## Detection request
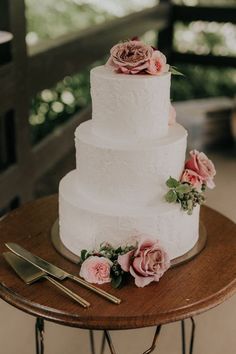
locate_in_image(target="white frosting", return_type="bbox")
[75,120,187,207]
[91,66,171,143]
[59,170,200,260]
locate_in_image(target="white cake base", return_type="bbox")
[59,170,200,260]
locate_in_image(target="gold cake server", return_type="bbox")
[3,252,90,308]
[5,243,121,304]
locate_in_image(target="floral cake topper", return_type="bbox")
[106,38,182,76]
[79,234,170,288]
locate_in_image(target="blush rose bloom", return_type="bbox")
[118,239,170,288]
[181,169,203,192]
[185,150,216,189]
[168,104,176,126]
[80,256,112,284]
[106,40,153,74]
[146,50,170,75]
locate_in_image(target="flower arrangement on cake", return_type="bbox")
[80,234,170,288]
[106,37,182,76]
[165,150,216,214]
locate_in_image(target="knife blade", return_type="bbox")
[5,242,121,304]
[6,243,66,279]
[3,252,90,308]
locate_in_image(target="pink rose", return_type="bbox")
[181,169,203,192]
[168,104,176,126]
[80,256,112,284]
[118,238,170,288]
[185,150,216,189]
[106,40,153,74]
[146,50,170,75]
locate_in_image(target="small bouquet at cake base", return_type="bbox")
[79,235,170,288]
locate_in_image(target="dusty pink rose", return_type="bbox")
[146,50,170,75]
[168,104,176,126]
[118,238,170,288]
[185,150,216,189]
[181,169,203,192]
[106,40,153,74]
[80,256,112,284]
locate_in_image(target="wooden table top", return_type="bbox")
[0,195,235,330]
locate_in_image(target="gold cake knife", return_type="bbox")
[5,243,121,304]
[3,252,90,308]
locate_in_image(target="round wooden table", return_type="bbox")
[0,195,236,354]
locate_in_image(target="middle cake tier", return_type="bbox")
[75,120,187,207]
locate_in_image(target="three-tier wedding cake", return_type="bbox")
[59,40,215,268]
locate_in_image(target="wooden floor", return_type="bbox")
[0,98,235,353]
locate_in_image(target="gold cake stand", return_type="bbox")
[50,219,207,268]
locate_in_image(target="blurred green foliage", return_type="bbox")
[30,70,91,143]
[26,0,236,144]
[171,65,236,101]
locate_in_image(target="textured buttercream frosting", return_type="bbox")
[75,120,187,207]
[91,66,171,143]
[59,170,200,260]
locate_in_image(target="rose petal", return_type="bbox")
[117,250,134,272]
[130,267,154,287]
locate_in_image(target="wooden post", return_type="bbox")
[158,0,174,63]
[8,0,35,203]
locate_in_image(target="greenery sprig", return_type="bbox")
[80,242,135,288]
[164,177,205,215]
[170,66,184,76]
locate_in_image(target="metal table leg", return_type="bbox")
[35,317,44,354]
[143,325,162,354]
[34,317,195,354]
[181,317,196,354]
[181,320,186,354]
[99,325,162,354]
[189,318,196,354]
[104,330,117,354]
[100,332,106,354]
[89,330,96,354]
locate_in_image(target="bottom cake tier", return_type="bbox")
[59,170,200,260]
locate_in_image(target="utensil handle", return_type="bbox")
[69,275,121,304]
[44,275,90,308]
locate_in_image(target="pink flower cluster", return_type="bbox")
[118,238,170,288]
[106,39,169,76]
[79,237,170,288]
[181,150,216,191]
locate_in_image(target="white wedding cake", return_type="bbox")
[59,59,201,260]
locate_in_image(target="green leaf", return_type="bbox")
[170,66,185,76]
[115,246,122,254]
[80,249,88,262]
[166,177,179,188]
[111,275,123,289]
[176,184,192,194]
[165,190,177,203]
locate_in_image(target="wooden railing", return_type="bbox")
[169,4,236,67]
[0,0,235,213]
[0,0,171,212]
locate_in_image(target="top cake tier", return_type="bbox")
[91,66,171,143]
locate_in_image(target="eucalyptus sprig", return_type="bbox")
[165,177,205,215]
